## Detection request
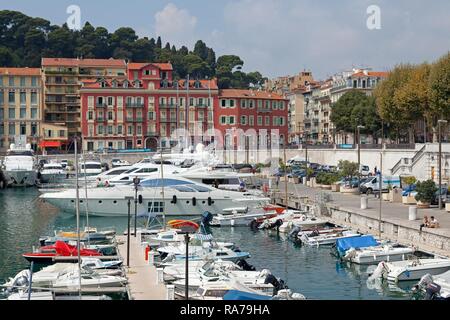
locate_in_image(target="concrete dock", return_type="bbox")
[116,235,167,300]
[268,180,450,257]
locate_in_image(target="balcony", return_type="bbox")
[147,132,158,137]
[160,118,177,123]
[96,103,107,108]
[159,104,177,109]
[96,117,105,121]
[257,107,271,113]
[126,102,144,108]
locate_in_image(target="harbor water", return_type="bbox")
[0,188,413,300]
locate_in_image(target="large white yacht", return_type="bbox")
[40,175,270,216]
[2,143,38,187]
[39,163,67,184]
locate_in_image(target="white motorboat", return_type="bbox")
[39,163,67,183]
[372,258,450,282]
[111,159,130,168]
[300,230,360,246]
[343,245,415,265]
[163,260,240,282]
[258,210,326,233]
[81,258,123,270]
[4,290,112,300]
[2,143,37,187]
[52,269,127,289]
[80,161,103,176]
[189,282,274,300]
[160,245,250,263]
[40,176,270,216]
[173,271,276,299]
[210,207,277,227]
[4,263,124,290]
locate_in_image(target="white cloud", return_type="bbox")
[154,3,198,48]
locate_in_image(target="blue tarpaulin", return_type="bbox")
[336,235,379,256]
[223,290,272,301]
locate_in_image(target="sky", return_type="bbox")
[1,0,450,80]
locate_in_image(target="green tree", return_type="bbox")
[374,64,415,142]
[429,52,450,122]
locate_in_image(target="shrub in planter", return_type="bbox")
[402,176,417,186]
[414,180,437,205]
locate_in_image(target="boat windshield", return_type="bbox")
[140,178,194,188]
[81,164,102,169]
[6,150,34,156]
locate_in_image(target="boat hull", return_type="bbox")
[42,194,267,217]
[4,170,37,187]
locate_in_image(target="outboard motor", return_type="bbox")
[6,273,29,294]
[249,219,261,230]
[201,211,213,226]
[288,225,301,239]
[236,259,256,271]
[425,282,442,300]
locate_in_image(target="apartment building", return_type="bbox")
[0,68,42,152]
[80,62,219,151]
[216,89,289,149]
[41,58,127,149]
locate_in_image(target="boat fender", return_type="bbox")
[138,195,143,204]
[192,197,197,206]
[171,195,177,204]
[207,197,213,206]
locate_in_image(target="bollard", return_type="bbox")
[156,268,164,284]
[148,251,156,265]
[166,284,175,300]
[361,196,368,210]
[409,206,417,221]
[302,177,307,185]
[231,219,235,227]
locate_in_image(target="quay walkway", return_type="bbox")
[267,180,450,257]
[116,235,167,300]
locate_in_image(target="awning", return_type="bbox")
[40,141,62,148]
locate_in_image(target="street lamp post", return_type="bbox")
[133,177,141,237]
[125,196,133,267]
[357,125,365,194]
[438,119,447,210]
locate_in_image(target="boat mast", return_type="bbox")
[74,138,82,299]
[82,150,90,247]
[160,144,166,230]
[283,143,288,210]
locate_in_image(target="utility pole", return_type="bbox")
[438,120,447,210]
[379,122,383,238]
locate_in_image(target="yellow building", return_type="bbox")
[0,68,42,152]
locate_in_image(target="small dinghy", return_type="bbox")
[300,230,360,246]
[343,244,415,265]
[22,241,101,264]
[370,258,450,282]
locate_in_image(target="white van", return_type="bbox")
[362,175,401,194]
[360,165,370,177]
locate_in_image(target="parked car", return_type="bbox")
[362,175,401,194]
[360,165,371,177]
[402,184,417,196]
[431,186,449,206]
[287,169,306,179]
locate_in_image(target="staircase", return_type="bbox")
[390,145,426,175]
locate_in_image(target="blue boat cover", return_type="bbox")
[223,290,271,301]
[336,235,379,256]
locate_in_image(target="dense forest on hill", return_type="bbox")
[0,10,266,89]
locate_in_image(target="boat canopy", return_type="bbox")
[336,235,379,256]
[223,290,271,300]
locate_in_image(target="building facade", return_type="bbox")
[80,62,219,151]
[265,71,314,96]
[0,68,43,152]
[41,58,127,149]
[215,89,289,149]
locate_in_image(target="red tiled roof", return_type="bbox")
[0,67,41,76]
[352,71,388,78]
[219,89,287,100]
[128,62,173,71]
[42,58,126,68]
